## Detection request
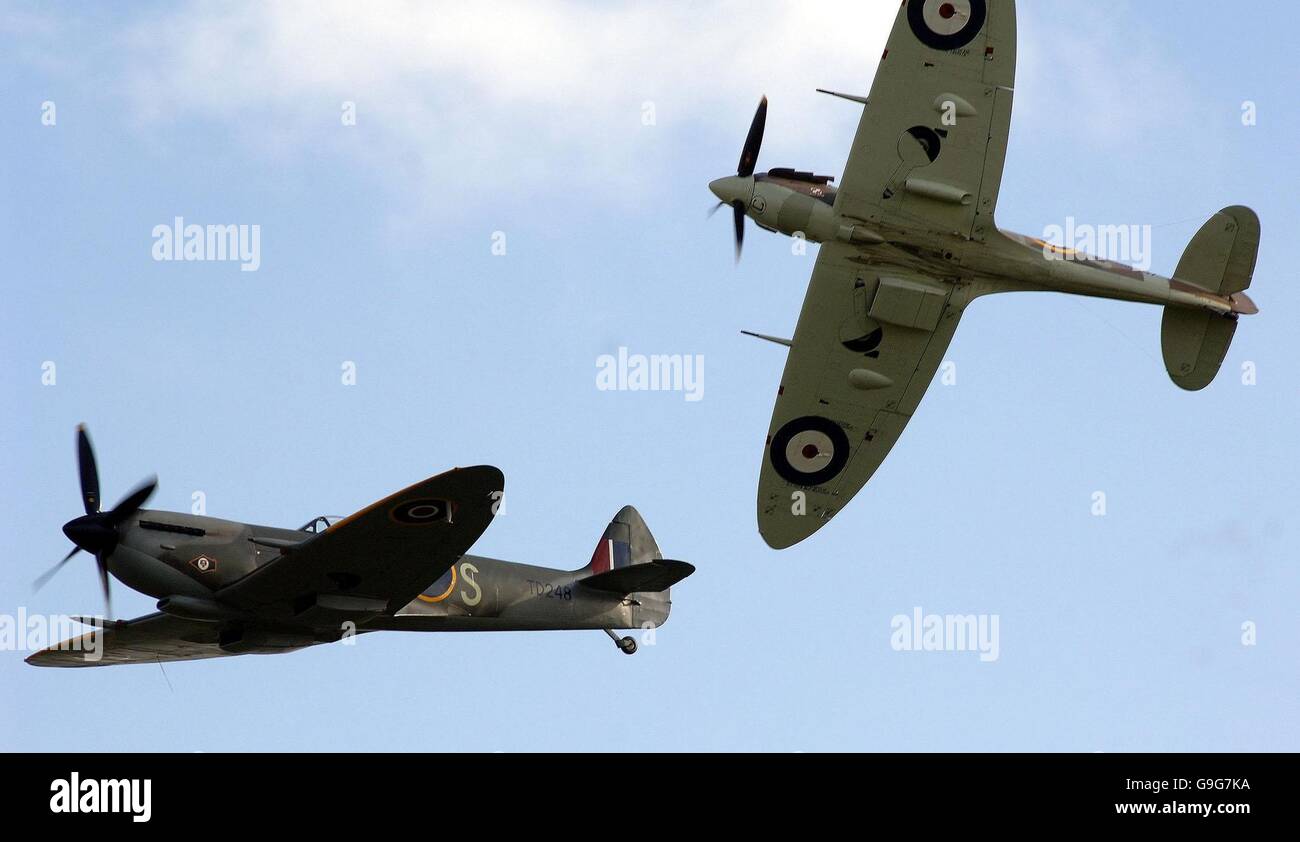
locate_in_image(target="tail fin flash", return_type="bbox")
[1162,206,1260,391]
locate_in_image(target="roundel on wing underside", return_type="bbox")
[770,416,852,488]
[907,0,988,51]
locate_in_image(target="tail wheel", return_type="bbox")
[618,637,638,655]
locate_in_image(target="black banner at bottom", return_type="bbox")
[5,752,1285,828]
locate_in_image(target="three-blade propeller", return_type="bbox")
[711,97,767,262]
[33,425,156,618]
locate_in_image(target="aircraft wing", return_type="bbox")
[757,243,965,548]
[218,466,503,615]
[26,613,235,667]
[835,0,1016,241]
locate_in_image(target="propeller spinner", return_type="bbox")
[709,96,767,261]
[33,425,156,618]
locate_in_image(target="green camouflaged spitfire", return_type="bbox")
[711,0,1260,549]
[28,426,692,666]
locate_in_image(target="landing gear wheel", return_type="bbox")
[603,628,639,655]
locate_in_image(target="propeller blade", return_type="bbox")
[732,201,746,262]
[33,547,81,593]
[96,552,112,619]
[76,425,100,515]
[737,96,768,178]
[707,201,727,219]
[105,475,157,525]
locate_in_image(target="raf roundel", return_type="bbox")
[770,416,852,488]
[907,0,988,51]
[390,498,454,525]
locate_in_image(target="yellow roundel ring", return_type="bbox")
[416,565,458,604]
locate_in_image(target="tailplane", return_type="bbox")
[581,559,694,595]
[1161,206,1260,391]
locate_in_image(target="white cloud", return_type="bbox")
[13,1,1209,214]
[1016,4,1213,151]
[110,0,894,203]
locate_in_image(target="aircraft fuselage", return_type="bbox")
[712,172,1255,318]
[103,510,670,639]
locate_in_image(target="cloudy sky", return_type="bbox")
[3,0,1296,751]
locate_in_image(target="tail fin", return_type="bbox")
[577,506,692,624]
[581,505,662,575]
[1162,206,1260,391]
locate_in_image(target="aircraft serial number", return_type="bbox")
[527,580,572,601]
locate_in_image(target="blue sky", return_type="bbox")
[2,0,1296,751]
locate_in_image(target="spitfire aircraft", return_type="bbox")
[710,0,1261,549]
[27,426,693,666]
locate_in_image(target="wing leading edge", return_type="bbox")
[26,613,234,668]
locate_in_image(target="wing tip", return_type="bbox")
[758,528,810,551]
[450,464,505,488]
[757,511,829,551]
[25,649,94,668]
[758,478,841,550]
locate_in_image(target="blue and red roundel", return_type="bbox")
[907,0,987,51]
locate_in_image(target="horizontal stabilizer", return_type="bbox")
[1174,206,1260,295]
[579,559,695,594]
[1161,309,1237,392]
[1161,206,1259,390]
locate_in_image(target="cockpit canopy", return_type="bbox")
[298,515,345,534]
[755,168,839,208]
[762,167,835,185]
